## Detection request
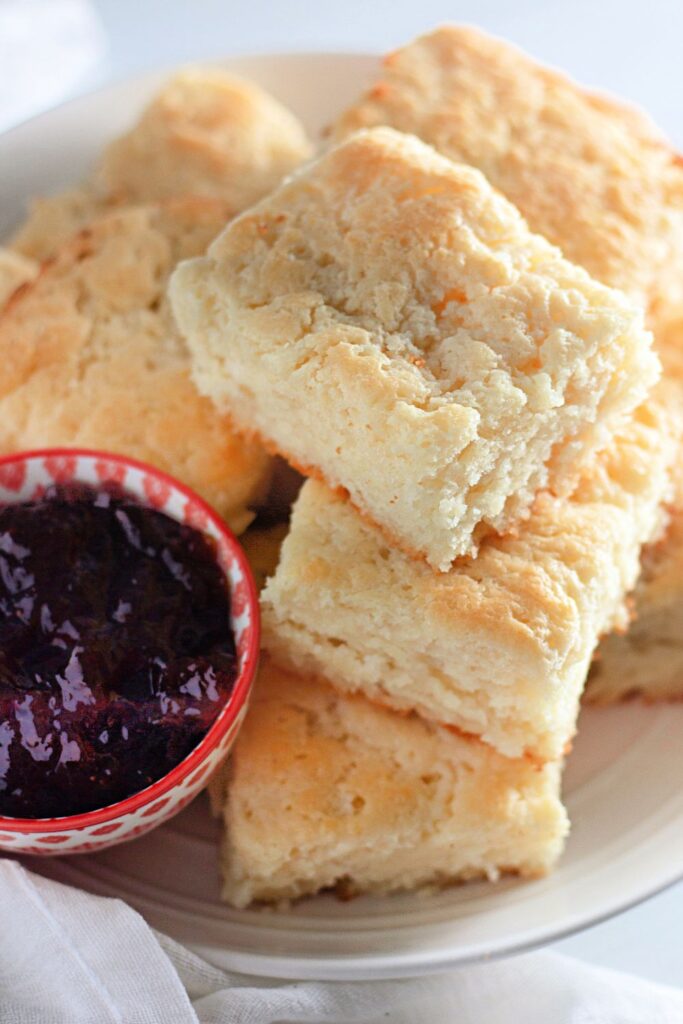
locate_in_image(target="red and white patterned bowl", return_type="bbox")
[0,448,260,855]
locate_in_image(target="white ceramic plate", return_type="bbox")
[3,53,683,982]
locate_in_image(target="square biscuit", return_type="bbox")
[262,400,676,760]
[0,200,271,534]
[332,26,683,318]
[171,127,659,570]
[212,658,568,907]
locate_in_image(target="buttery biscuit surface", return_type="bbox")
[262,400,676,759]
[171,127,658,569]
[333,26,683,317]
[213,659,568,907]
[0,200,270,533]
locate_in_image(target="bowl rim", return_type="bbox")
[0,446,260,833]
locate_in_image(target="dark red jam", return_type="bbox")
[0,482,237,818]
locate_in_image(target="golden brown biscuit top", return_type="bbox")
[11,68,312,263]
[1,198,234,400]
[230,657,550,844]
[207,125,648,415]
[97,67,313,209]
[332,26,683,314]
[0,198,270,531]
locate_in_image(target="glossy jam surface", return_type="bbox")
[0,483,236,818]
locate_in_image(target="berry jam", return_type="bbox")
[0,483,237,818]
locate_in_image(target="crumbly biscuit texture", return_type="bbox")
[0,248,37,305]
[332,26,683,316]
[262,399,676,759]
[0,200,271,533]
[171,126,659,569]
[213,658,568,907]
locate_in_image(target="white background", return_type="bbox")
[90,0,683,146]
[5,0,683,989]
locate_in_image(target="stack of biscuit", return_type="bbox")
[5,28,683,910]
[171,29,683,906]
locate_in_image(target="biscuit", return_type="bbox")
[588,322,683,702]
[261,400,676,760]
[0,248,36,306]
[211,658,568,907]
[0,200,271,533]
[97,67,312,208]
[332,26,683,318]
[171,127,659,570]
[11,68,312,261]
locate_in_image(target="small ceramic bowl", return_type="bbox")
[0,448,259,855]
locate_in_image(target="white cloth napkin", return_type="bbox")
[1,859,682,1024]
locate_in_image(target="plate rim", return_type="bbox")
[0,47,377,146]
[3,50,683,981]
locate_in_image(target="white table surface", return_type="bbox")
[9,0,683,989]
